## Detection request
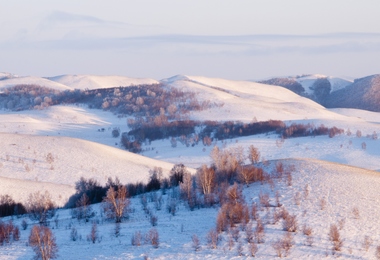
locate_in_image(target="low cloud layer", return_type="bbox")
[1,11,379,80]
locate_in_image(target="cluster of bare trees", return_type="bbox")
[0,195,27,217]
[26,191,56,226]
[0,221,20,245]
[281,123,344,139]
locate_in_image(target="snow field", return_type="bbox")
[1,158,380,259]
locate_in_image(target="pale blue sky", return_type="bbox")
[1,0,379,80]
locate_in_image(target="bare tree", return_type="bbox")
[169,163,189,186]
[196,165,215,195]
[238,166,260,186]
[73,193,93,222]
[272,232,293,257]
[376,245,380,259]
[248,145,260,164]
[254,218,265,244]
[363,236,373,252]
[147,228,159,248]
[283,214,298,232]
[88,222,98,244]
[206,229,219,249]
[27,191,56,226]
[29,225,58,260]
[192,234,201,251]
[180,171,196,209]
[102,185,130,223]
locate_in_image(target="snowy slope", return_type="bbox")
[2,158,380,259]
[294,74,353,95]
[0,75,73,91]
[48,74,159,90]
[0,133,180,204]
[0,176,75,207]
[1,72,380,259]
[162,75,351,122]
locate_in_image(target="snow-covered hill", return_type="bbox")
[2,158,380,259]
[0,72,159,92]
[294,74,352,94]
[162,75,348,122]
[48,74,159,90]
[0,75,72,91]
[0,132,179,205]
[1,72,380,259]
[325,74,380,111]
[258,74,354,106]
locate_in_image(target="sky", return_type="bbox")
[0,0,380,80]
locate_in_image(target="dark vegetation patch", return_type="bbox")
[122,119,344,153]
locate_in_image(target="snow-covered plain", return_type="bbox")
[1,73,380,259]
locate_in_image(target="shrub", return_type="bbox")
[329,224,343,253]
[258,192,270,208]
[112,127,120,138]
[294,192,301,206]
[352,207,360,219]
[238,166,264,185]
[88,222,99,244]
[283,214,298,232]
[192,234,201,251]
[206,229,219,249]
[216,187,249,230]
[147,228,159,248]
[251,202,258,220]
[72,193,94,222]
[254,218,265,243]
[272,232,294,257]
[320,197,327,210]
[250,241,258,257]
[303,224,313,246]
[131,231,143,246]
[376,245,380,259]
[216,209,228,233]
[363,236,373,252]
[12,226,20,242]
[21,219,28,230]
[70,227,78,241]
[150,214,158,227]
[0,221,19,245]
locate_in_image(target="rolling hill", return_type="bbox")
[0,132,180,205]
[162,75,349,122]
[48,74,159,90]
[2,158,380,259]
[325,74,380,111]
[1,72,380,259]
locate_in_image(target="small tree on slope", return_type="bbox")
[102,185,130,223]
[29,225,58,260]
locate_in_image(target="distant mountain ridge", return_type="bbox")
[1,72,380,112]
[259,74,380,112]
[325,74,380,111]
